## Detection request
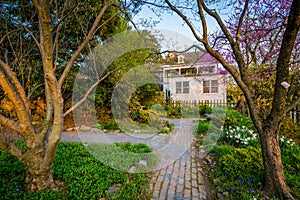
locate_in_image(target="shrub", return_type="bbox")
[210,146,264,200]
[224,108,254,130]
[216,146,263,180]
[199,104,212,116]
[209,143,300,199]
[165,104,181,118]
[280,117,300,145]
[196,120,210,134]
[95,119,120,131]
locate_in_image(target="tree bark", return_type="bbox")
[25,164,55,191]
[24,141,56,191]
[260,124,294,200]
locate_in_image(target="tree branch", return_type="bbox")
[58,2,118,87]
[286,97,300,113]
[0,8,41,51]
[0,59,30,112]
[269,0,300,123]
[236,0,249,45]
[200,0,252,88]
[0,62,34,134]
[63,71,111,116]
[164,0,203,43]
[0,114,23,134]
[0,139,26,163]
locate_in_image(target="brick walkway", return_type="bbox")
[149,147,207,200]
[148,119,208,200]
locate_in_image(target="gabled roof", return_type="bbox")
[165,48,218,65]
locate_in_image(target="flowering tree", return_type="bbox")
[141,0,300,198]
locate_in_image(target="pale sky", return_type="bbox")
[132,5,225,52]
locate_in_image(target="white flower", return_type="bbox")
[237,127,240,131]
[249,130,254,134]
[236,134,241,139]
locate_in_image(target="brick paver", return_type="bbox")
[149,147,207,200]
[149,119,208,200]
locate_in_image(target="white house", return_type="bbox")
[162,51,227,104]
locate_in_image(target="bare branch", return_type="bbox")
[0,61,34,134]
[196,0,207,40]
[0,59,30,111]
[164,0,203,43]
[58,3,119,87]
[63,72,111,116]
[236,0,250,44]
[0,114,23,134]
[286,97,300,113]
[0,9,41,51]
[0,139,26,163]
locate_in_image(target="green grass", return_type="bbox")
[0,142,154,200]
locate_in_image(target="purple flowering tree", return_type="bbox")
[150,0,300,199]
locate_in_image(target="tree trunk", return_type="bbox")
[25,166,55,191]
[260,125,295,200]
[24,145,56,192]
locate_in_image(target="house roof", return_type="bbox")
[165,49,218,65]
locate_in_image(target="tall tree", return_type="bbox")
[0,0,133,191]
[140,0,300,199]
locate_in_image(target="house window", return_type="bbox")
[165,69,179,78]
[176,81,189,94]
[199,66,215,74]
[203,80,218,93]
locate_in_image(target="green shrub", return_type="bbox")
[196,120,210,134]
[216,146,263,180]
[209,144,300,199]
[281,145,300,198]
[115,142,152,153]
[95,119,120,131]
[224,108,254,130]
[280,117,300,145]
[165,104,181,118]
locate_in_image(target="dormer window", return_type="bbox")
[178,55,185,64]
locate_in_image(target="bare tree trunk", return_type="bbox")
[25,162,55,191]
[24,140,56,191]
[260,125,294,200]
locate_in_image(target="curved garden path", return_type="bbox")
[61,118,212,200]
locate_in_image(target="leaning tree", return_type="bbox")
[139,0,300,199]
